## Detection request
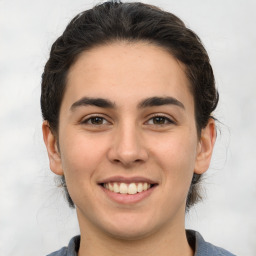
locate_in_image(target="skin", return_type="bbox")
[43,41,216,256]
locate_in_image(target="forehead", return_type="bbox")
[64,41,193,110]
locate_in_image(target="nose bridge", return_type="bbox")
[108,118,148,165]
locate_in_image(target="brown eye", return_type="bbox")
[153,116,166,124]
[90,117,104,124]
[146,115,174,125]
[82,116,109,125]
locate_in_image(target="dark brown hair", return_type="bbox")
[41,0,218,211]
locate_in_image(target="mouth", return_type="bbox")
[98,176,158,202]
[99,182,155,195]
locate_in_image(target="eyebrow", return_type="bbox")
[138,96,185,109]
[70,97,116,111]
[70,96,185,111]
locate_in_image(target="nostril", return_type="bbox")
[112,158,143,166]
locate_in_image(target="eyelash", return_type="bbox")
[81,115,111,126]
[80,114,175,127]
[146,114,175,126]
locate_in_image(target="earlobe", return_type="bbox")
[194,118,216,175]
[42,121,64,175]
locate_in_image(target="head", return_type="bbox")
[41,1,218,213]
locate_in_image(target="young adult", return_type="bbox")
[41,1,236,255]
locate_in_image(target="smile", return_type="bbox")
[103,182,152,195]
[98,176,158,204]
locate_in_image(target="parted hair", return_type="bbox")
[41,0,219,211]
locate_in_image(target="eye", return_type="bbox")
[146,115,175,125]
[81,116,110,125]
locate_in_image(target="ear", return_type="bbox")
[194,118,216,175]
[42,121,64,175]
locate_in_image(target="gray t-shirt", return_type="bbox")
[47,230,236,256]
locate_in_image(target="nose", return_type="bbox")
[107,122,149,167]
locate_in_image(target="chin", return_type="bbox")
[101,216,160,241]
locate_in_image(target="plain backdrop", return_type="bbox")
[0,0,256,255]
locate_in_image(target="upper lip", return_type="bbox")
[98,176,158,184]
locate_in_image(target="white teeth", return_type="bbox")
[120,183,128,194]
[103,182,152,194]
[137,183,143,192]
[128,183,137,194]
[109,183,114,192]
[113,183,120,193]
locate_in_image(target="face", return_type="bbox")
[43,41,215,240]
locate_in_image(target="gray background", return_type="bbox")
[0,0,255,255]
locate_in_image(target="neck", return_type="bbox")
[77,210,193,256]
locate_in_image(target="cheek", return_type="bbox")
[58,131,111,207]
[150,131,198,182]
[59,130,108,179]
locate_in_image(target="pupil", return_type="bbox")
[92,117,103,124]
[154,117,165,124]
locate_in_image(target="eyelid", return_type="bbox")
[145,113,176,125]
[80,114,112,125]
[79,113,176,126]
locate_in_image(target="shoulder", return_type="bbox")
[46,236,80,256]
[47,247,68,256]
[186,230,237,256]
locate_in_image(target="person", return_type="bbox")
[41,1,236,255]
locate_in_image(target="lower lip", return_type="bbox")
[100,185,157,204]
